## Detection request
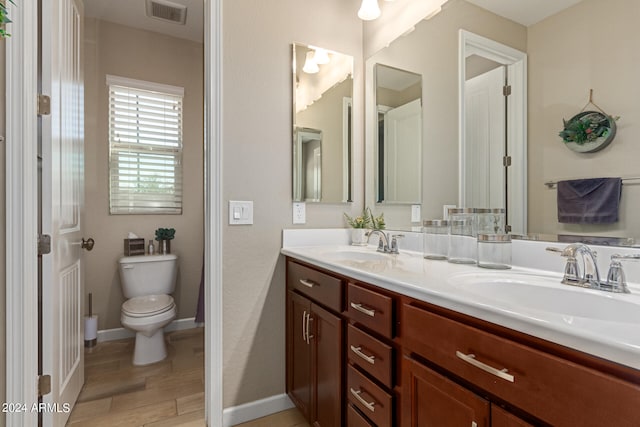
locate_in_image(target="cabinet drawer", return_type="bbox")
[403,303,640,427]
[347,283,393,339]
[347,403,374,427]
[347,365,393,427]
[347,324,393,387]
[287,260,342,312]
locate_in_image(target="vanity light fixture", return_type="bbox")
[302,51,319,74]
[312,48,330,65]
[358,0,381,21]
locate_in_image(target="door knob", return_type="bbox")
[81,238,95,251]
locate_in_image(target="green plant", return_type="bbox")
[0,1,16,38]
[369,208,386,230]
[559,113,619,145]
[343,209,371,229]
[155,227,176,241]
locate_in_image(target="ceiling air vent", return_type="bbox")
[145,0,187,25]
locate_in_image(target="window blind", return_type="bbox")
[108,80,183,214]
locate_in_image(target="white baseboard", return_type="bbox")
[97,317,201,342]
[222,393,294,427]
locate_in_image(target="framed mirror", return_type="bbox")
[292,43,354,203]
[374,64,422,204]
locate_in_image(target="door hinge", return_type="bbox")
[38,375,52,397]
[38,94,51,116]
[38,234,51,256]
[503,84,512,96]
[503,155,512,167]
[505,224,512,233]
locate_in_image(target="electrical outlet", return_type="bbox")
[293,202,306,224]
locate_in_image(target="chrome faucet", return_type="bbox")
[547,244,636,293]
[546,243,601,289]
[367,230,390,253]
[367,230,405,254]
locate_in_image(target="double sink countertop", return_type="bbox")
[281,229,640,371]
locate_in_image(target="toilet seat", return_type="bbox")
[122,295,175,318]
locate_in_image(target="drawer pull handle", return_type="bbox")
[350,302,376,317]
[350,388,376,413]
[350,345,376,364]
[456,351,515,383]
[299,279,316,288]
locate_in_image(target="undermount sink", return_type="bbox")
[447,272,640,324]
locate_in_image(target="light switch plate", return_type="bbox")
[293,202,306,224]
[411,204,421,223]
[229,201,253,225]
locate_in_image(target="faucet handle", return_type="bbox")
[389,234,405,254]
[605,254,639,293]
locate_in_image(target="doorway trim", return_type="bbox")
[6,1,224,426]
[458,29,527,233]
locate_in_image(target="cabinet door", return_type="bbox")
[402,356,489,427]
[310,303,343,427]
[491,406,534,427]
[287,291,312,420]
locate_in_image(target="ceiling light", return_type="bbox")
[313,48,330,65]
[302,51,319,74]
[358,0,381,21]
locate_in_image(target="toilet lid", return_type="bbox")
[122,295,174,317]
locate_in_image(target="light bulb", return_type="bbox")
[358,0,381,21]
[313,48,330,65]
[302,51,319,74]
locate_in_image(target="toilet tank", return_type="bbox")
[118,254,178,298]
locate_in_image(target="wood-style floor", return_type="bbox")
[66,327,308,427]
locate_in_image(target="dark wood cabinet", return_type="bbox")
[402,356,490,427]
[286,260,344,426]
[285,256,640,427]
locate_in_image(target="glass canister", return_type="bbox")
[477,234,512,269]
[476,208,506,235]
[447,219,476,264]
[423,220,449,260]
[448,208,478,236]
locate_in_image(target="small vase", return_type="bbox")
[351,228,368,246]
[161,239,171,254]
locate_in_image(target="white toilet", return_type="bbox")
[118,254,178,366]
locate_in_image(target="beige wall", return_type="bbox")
[366,0,527,226]
[222,0,363,408]
[527,0,640,237]
[83,18,204,330]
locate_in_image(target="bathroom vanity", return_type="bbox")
[282,233,640,427]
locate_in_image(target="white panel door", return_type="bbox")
[384,98,422,203]
[41,0,86,425]
[464,66,505,208]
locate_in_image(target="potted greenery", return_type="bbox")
[0,1,15,38]
[344,209,371,246]
[344,208,386,245]
[155,227,175,254]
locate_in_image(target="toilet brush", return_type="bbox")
[84,293,98,348]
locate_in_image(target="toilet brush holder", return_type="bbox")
[84,315,98,348]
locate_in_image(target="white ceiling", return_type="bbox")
[84,0,203,43]
[466,0,584,26]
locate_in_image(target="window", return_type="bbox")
[107,75,184,214]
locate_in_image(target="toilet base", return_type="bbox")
[133,329,167,366]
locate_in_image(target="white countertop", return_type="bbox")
[281,229,640,371]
